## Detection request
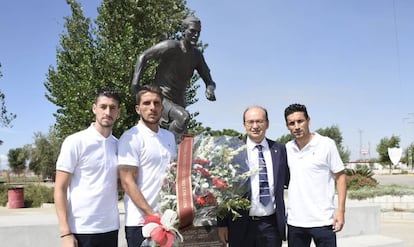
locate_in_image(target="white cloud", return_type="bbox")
[0,154,8,170]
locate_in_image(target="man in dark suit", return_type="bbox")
[218,105,290,247]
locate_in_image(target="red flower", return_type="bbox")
[195,192,217,206]
[196,195,207,205]
[196,167,211,176]
[193,159,210,165]
[212,177,227,189]
[204,192,217,205]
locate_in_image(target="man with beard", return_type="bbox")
[54,89,121,247]
[118,84,177,247]
[131,16,217,142]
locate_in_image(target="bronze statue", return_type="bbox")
[131,16,216,141]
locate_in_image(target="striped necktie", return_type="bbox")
[256,145,271,206]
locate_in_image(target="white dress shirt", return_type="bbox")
[246,138,276,216]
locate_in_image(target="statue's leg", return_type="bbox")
[161,99,190,143]
[169,107,190,133]
[169,110,190,143]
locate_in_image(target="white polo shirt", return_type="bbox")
[118,122,177,226]
[56,124,120,233]
[286,133,344,227]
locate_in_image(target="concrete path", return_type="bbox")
[381,213,414,247]
[374,173,414,186]
[1,174,413,246]
[1,205,412,246]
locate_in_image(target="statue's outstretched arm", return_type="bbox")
[196,53,216,101]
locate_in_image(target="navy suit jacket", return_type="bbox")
[217,138,290,246]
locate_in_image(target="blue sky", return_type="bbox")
[1,0,413,169]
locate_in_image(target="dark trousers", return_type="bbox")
[125,226,145,247]
[74,230,118,247]
[243,215,282,247]
[288,225,337,247]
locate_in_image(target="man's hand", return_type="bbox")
[205,85,216,101]
[218,227,228,245]
[61,234,78,247]
[332,211,345,232]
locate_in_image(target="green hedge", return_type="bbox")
[0,184,54,207]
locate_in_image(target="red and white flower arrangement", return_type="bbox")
[143,135,256,246]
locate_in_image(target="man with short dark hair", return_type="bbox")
[54,89,121,247]
[118,84,177,247]
[284,103,347,247]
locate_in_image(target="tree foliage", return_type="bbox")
[276,133,293,145]
[45,0,198,140]
[28,128,62,179]
[7,147,29,175]
[45,0,96,139]
[376,135,400,167]
[402,143,414,168]
[186,123,245,139]
[0,63,17,134]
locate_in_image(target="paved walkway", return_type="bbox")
[374,173,414,186]
[1,174,413,246]
[1,205,413,246]
[381,214,414,247]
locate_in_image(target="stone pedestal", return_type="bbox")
[179,226,222,247]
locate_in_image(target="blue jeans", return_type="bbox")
[288,225,336,247]
[74,230,118,247]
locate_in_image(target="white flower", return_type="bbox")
[201,182,210,189]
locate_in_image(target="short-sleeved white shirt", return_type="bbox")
[56,124,120,233]
[117,122,177,226]
[286,133,344,227]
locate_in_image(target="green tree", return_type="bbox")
[188,125,244,139]
[45,0,96,139]
[28,128,62,180]
[0,63,17,145]
[7,148,29,176]
[45,0,197,140]
[401,143,414,169]
[376,135,400,168]
[276,133,293,144]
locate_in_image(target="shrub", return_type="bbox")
[23,184,54,207]
[346,173,378,190]
[0,184,8,206]
[0,184,54,207]
[348,184,414,200]
[345,166,378,190]
[345,166,375,178]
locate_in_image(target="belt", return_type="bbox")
[250,213,275,221]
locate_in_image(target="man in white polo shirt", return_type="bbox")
[118,84,177,247]
[54,89,121,247]
[284,103,347,247]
